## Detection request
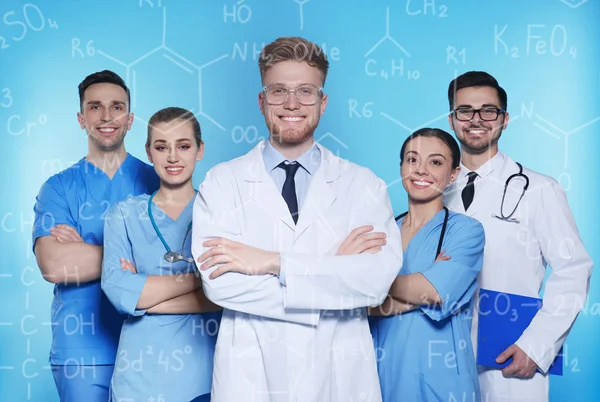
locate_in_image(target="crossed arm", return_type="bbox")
[197,237,439,318]
[120,259,220,313]
[192,166,401,323]
[368,252,449,316]
[34,225,103,284]
[198,225,387,278]
[47,221,219,314]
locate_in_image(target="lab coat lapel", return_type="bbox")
[294,145,340,238]
[241,142,297,231]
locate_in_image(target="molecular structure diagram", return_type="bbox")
[95,6,229,131]
[364,7,410,59]
[533,113,600,170]
[560,0,588,8]
[294,0,311,31]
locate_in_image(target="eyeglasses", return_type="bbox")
[452,107,506,122]
[262,84,323,106]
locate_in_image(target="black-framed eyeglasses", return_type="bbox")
[452,107,506,122]
[262,84,323,106]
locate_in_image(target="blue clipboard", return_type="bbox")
[477,288,563,376]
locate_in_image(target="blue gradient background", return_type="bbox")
[1,0,598,400]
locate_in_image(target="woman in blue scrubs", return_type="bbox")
[369,128,485,402]
[101,107,221,402]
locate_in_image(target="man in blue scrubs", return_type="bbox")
[32,70,159,401]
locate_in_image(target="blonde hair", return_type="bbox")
[258,37,329,86]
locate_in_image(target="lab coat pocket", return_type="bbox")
[419,372,480,402]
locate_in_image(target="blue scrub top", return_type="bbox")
[102,193,220,401]
[32,154,159,365]
[370,210,485,402]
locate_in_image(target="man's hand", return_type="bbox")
[336,225,386,255]
[496,344,538,378]
[50,224,83,243]
[198,238,280,280]
[120,258,138,274]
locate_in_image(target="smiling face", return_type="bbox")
[146,119,204,189]
[258,60,328,148]
[77,83,133,153]
[448,86,509,155]
[401,136,460,204]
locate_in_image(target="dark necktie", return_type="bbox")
[278,161,301,224]
[461,171,478,211]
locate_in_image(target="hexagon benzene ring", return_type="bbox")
[95,7,228,131]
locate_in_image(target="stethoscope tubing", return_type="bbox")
[395,206,449,261]
[494,162,529,223]
[148,191,193,264]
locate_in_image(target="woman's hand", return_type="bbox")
[120,258,137,274]
[435,250,451,263]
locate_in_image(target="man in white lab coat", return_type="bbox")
[191,37,402,402]
[443,71,593,402]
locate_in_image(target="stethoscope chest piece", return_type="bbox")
[163,250,194,264]
[164,251,181,263]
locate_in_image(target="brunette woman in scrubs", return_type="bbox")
[370,128,485,402]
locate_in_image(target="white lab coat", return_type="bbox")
[191,141,402,402]
[444,151,593,402]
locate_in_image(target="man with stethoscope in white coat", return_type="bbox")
[443,71,593,402]
[191,37,402,402]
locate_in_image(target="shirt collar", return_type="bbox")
[459,151,505,179]
[262,140,321,175]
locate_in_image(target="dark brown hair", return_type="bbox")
[448,71,507,110]
[78,70,130,111]
[400,128,461,169]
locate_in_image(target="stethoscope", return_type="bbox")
[148,191,194,264]
[491,162,529,224]
[396,206,449,261]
